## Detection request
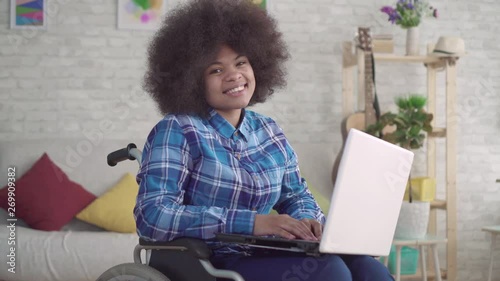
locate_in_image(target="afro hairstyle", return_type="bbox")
[143,0,290,117]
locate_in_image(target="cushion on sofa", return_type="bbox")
[76,173,139,233]
[0,153,96,231]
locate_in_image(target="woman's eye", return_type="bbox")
[209,68,222,74]
[237,61,247,67]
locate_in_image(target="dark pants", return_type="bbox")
[209,249,394,281]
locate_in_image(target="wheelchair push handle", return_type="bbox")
[107,143,142,166]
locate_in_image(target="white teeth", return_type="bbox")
[225,85,245,94]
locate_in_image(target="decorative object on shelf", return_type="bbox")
[331,27,381,185]
[117,0,167,30]
[10,0,47,29]
[384,245,419,275]
[431,36,466,57]
[366,95,432,150]
[404,177,436,202]
[366,95,433,239]
[380,0,438,55]
[405,26,419,56]
[373,34,394,53]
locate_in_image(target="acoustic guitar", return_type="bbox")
[331,27,380,185]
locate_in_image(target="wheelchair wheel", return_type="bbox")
[96,263,171,281]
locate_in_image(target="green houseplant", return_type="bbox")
[366,94,434,239]
[366,95,433,150]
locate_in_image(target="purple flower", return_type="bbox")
[381,0,438,27]
[388,13,401,24]
[381,5,401,24]
[381,6,395,15]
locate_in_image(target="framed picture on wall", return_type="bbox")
[10,0,47,29]
[117,0,167,30]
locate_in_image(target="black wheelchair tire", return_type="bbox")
[96,263,171,281]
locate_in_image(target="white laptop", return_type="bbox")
[216,128,414,257]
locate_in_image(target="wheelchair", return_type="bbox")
[97,143,245,281]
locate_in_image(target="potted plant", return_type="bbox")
[366,94,434,239]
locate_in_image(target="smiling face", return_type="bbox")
[204,45,256,127]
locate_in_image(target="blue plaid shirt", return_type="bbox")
[135,108,325,254]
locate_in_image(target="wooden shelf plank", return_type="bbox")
[482,225,500,233]
[431,200,447,210]
[393,235,447,246]
[394,268,447,280]
[373,53,441,64]
[428,128,446,138]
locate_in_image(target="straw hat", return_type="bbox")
[431,36,466,57]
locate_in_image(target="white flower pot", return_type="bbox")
[405,27,420,56]
[394,201,430,239]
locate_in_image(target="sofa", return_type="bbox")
[0,137,333,281]
[0,138,146,281]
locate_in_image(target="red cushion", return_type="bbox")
[0,153,96,231]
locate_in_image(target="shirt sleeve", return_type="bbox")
[273,139,326,225]
[134,117,256,242]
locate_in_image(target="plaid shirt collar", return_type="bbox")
[207,108,250,142]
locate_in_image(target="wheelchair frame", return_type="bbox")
[99,143,245,281]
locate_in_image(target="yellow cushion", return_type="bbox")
[76,173,138,233]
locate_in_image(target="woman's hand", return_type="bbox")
[300,218,323,240]
[253,214,319,241]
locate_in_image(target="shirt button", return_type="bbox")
[234,131,239,137]
[235,153,241,160]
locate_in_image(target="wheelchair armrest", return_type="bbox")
[139,237,212,260]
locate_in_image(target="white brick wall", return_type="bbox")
[1,0,499,280]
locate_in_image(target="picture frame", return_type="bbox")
[10,0,47,30]
[117,0,167,31]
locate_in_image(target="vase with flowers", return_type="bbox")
[381,0,438,56]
